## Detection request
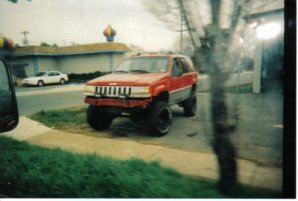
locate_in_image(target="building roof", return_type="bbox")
[243,0,284,21]
[248,0,284,15]
[11,42,131,57]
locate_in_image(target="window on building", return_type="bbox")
[11,64,28,78]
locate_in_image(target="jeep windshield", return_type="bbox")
[114,57,168,73]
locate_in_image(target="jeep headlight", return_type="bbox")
[84,85,96,96]
[131,86,151,98]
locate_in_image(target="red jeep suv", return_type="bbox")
[84,53,198,136]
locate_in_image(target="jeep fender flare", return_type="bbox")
[151,85,170,102]
[152,84,169,97]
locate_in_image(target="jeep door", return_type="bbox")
[169,58,189,105]
[180,57,194,89]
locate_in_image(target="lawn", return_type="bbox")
[29,106,91,135]
[29,106,87,128]
[0,136,280,198]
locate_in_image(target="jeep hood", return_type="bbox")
[87,73,170,86]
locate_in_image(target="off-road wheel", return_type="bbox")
[183,92,197,117]
[131,111,146,124]
[147,101,172,137]
[87,105,113,130]
[37,80,44,87]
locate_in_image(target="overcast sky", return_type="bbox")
[0,0,179,51]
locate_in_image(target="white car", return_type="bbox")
[23,71,69,87]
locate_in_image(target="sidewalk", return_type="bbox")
[4,116,282,192]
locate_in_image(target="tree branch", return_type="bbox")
[176,0,199,47]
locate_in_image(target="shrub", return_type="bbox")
[68,71,110,83]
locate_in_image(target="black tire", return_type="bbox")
[131,111,145,124]
[60,78,65,84]
[87,105,113,130]
[37,80,44,87]
[183,92,197,116]
[147,101,172,137]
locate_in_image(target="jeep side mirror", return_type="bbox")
[0,58,19,133]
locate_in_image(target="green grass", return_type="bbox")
[0,136,281,198]
[29,106,87,128]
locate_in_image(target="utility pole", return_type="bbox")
[20,31,30,46]
[180,11,183,53]
[176,11,188,54]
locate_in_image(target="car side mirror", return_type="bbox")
[0,58,19,133]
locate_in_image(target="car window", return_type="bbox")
[36,72,46,76]
[115,57,168,73]
[171,59,182,77]
[0,62,13,118]
[48,72,60,76]
[180,58,190,73]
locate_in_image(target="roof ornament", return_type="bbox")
[103,24,116,42]
[0,37,14,49]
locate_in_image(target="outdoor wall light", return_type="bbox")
[256,22,281,40]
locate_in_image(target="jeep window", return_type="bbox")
[114,57,168,73]
[184,57,195,71]
[171,59,182,77]
[180,58,190,73]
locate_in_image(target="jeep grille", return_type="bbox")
[96,86,132,97]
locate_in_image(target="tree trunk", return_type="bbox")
[201,22,238,194]
[175,0,243,195]
[211,84,238,194]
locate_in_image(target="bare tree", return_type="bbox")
[181,0,249,194]
[199,0,246,192]
[142,0,199,52]
[142,0,250,194]
[142,0,181,31]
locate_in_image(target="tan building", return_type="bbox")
[7,42,130,78]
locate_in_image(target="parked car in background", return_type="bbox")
[23,71,69,87]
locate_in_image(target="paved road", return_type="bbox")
[15,84,283,166]
[15,84,85,116]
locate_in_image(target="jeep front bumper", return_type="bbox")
[85,97,152,108]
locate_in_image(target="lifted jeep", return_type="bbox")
[84,53,198,136]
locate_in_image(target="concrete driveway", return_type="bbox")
[107,92,283,166]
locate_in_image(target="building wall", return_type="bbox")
[10,52,126,77]
[57,54,109,74]
[57,53,124,74]
[10,56,58,77]
[37,57,59,72]
[10,57,35,77]
[198,71,253,91]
